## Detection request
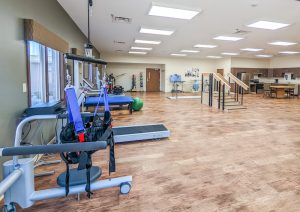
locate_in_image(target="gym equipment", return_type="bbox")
[131,74,137,91]
[113,124,170,143]
[140,72,144,91]
[132,97,144,111]
[192,80,200,92]
[1,140,132,211]
[113,85,124,95]
[84,96,133,114]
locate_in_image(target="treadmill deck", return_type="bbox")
[113,124,170,143]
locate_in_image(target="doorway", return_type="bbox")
[146,68,160,92]
[217,69,224,76]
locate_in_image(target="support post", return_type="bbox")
[241,88,244,105]
[201,74,204,104]
[222,84,225,111]
[218,81,221,109]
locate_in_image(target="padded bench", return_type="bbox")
[84,96,134,114]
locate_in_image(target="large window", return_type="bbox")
[28,41,62,106]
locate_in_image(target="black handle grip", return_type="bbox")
[0,141,107,157]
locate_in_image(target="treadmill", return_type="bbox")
[113,124,170,143]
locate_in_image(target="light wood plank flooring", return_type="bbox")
[20,93,300,211]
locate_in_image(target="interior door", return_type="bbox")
[146,68,160,92]
[217,69,224,76]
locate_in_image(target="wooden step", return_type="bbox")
[225,106,247,111]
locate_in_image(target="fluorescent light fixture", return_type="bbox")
[194,44,217,48]
[247,21,290,30]
[241,48,263,52]
[180,50,200,53]
[140,27,174,36]
[269,41,297,46]
[221,52,239,56]
[256,54,273,58]
[279,51,300,54]
[149,5,200,20]
[134,39,161,45]
[207,56,222,59]
[131,47,153,51]
[171,53,187,57]
[214,36,244,41]
[128,51,147,55]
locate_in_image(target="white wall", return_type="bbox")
[106,63,163,92]
[216,58,231,79]
[231,58,270,68]
[102,53,217,92]
[270,55,300,68]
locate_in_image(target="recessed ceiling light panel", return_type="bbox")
[149,5,200,20]
[279,51,300,54]
[140,27,174,36]
[131,47,153,51]
[241,48,263,52]
[180,50,199,53]
[256,54,273,58]
[128,51,147,54]
[221,52,239,56]
[194,44,217,48]
[247,21,290,30]
[269,41,297,46]
[214,36,244,41]
[207,56,222,59]
[134,39,161,45]
[171,53,187,56]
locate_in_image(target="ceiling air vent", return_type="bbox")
[233,28,251,35]
[114,40,126,45]
[111,14,132,24]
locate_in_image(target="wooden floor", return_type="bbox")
[21,93,300,211]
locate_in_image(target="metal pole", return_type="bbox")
[234,82,237,101]
[0,169,23,197]
[201,74,204,104]
[241,88,244,105]
[237,86,239,102]
[218,81,221,109]
[222,84,225,111]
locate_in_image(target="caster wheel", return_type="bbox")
[120,182,131,194]
[3,203,16,212]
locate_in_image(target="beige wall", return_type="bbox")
[106,63,164,92]
[270,55,300,68]
[102,53,217,92]
[231,58,270,68]
[0,0,89,171]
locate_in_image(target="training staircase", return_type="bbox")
[201,73,249,111]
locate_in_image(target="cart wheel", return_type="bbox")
[3,203,16,212]
[120,182,131,194]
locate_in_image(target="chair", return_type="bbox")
[285,84,295,98]
[263,83,272,98]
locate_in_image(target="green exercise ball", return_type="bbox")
[132,97,144,111]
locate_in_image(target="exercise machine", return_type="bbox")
[1,140,132,211]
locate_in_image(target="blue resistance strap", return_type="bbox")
[66,87,85,134]
[94,86,110,116]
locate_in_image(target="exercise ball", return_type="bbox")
[132,97,144,111]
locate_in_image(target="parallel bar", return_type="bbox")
[0,169,23,196]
